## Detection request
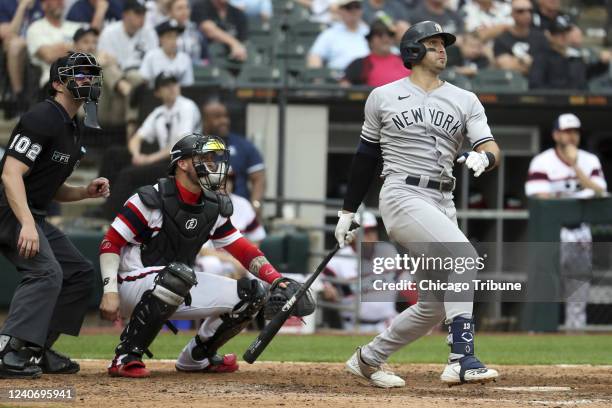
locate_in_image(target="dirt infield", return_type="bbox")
[2,361,611,408]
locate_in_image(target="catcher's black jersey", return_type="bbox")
[0,98,85,211]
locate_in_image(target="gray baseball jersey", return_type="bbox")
[357,76,494,367]
[360,77,494,181]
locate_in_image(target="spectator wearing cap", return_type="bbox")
[66,0,122,30]
[191,0,248,62]
[320,211,401,332]
[529,16,606,90]
[408,0,464,37]
[361,0,408,39]
[167,0,207,64]
[532,0,566,33]
[307,0,369,70]
[0,0,43,110]
[229,0,272,23]
[493,0,548,76]
[98,0,157,72]
[97,73,201,219]
[26,0,80,87]
[342,19,409,86]
[97,0,157,135]
[139,20,194,86]
[446,31,490,77]
[462,0,512,42]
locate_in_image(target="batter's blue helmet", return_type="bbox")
[400,21,456,69]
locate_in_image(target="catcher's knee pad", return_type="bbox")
[447,316,475,356]
[117,263,197,357]
[191,278,266,361]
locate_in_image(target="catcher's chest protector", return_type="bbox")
[139,178,221,268]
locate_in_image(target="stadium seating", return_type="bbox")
[470,69,529,93]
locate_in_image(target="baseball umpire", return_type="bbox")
[0,52,109,379]
[98,133,314,378]
[335,21,501,387]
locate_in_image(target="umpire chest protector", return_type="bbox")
[138,177,232,267]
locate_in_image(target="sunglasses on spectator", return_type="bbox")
[512,8,532,13]
[342,2,362,10]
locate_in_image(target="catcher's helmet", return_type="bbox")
[169,133,230,192]
[399,21,456,69]
[50,52,102,101]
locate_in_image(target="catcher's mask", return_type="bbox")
[52,52,103,129]
[169,133,230,192]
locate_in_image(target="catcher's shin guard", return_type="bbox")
[116,263,197,358]
[191,278,266,361]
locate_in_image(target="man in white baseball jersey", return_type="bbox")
[98,134,312,378]
[335,21,501,387]
[525,113,607,329]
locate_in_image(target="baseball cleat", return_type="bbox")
[345,347,405,388]
[440,355,498,386]
[175,353,239,373]
[108,354,150,378]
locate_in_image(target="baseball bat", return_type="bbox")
[243,223,359,363]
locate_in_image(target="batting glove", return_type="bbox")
[335,211,357,248]
[457,151,489,177]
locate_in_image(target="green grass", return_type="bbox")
[55,332,612,365]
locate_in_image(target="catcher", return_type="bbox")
[98,133,314,378]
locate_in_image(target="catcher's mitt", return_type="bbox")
[264,277,316,320]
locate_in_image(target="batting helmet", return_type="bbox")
[169,133,230,192]
[399,21,456,69]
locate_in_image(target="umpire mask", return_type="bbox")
[56,52,103,129]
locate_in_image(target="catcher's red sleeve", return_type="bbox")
[223,237,282,284]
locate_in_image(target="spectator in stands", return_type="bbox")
[307,0,369,71]
[139,20,194,86]
[320,211,400,332]
[566,25,611,75]
[447,31,490,77]
[409,0,464,36]
[168,0,207,64]
[100,74,201,218]
[532,0,566,33]
[66,0,122,30]
[529,16,606,90]
[361,0,409,39]
[191,0,248,62]
[0,0,43,111]
[342,18,409,86]
[98,0,157,135]
[525,113,606,330]
[229,0,272,22]
[98,0,157,72]
[201,99,265,210]
[493,0,548,76]
[26,0,80,87]
[72,25,98,53]
[462,0,513,42]
[145,0,172,27]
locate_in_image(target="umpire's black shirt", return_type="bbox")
[0,98,85,212]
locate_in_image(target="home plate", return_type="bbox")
[492,386,572,392]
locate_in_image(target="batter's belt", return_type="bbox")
[405,175,455,192]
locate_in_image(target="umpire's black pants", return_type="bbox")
[0,206,95,347]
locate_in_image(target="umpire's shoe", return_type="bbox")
[345,347,405,388]
[440,355,498,386]
[0,335,43,379]
[27,347,80,374]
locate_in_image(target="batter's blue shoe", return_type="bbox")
[441,316,499,385]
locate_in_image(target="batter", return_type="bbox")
[335,21,501,387]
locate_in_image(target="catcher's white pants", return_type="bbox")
[118,267,242,361]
